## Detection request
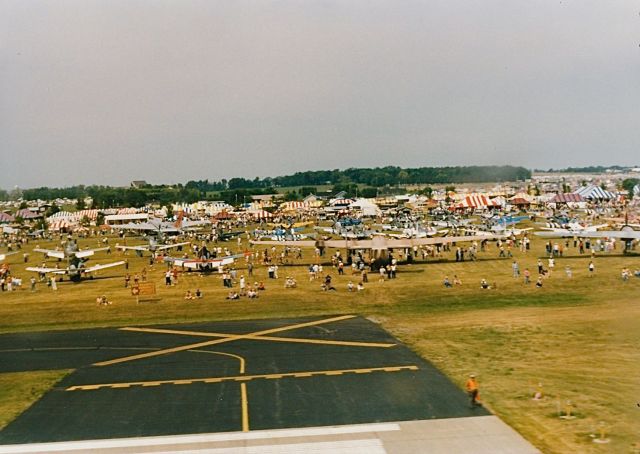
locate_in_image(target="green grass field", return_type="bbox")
[1,232,639,453]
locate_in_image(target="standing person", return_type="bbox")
[466,374,480,407]
[50,276,57,291]
[124,273,131,288]
[523,268,531,284]
[247,262,253,277]
[512,261,520,278]
[588,260,595,277]
[239,275,246,295]
[537,259,543,275]
[30,276,36,292]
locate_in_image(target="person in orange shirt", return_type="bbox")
[466,374,480,407]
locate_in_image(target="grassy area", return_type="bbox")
[0,232,639,452]
[0,370,72,430]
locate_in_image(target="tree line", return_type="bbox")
[10,165,531,207]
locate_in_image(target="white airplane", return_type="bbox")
[535,225,640,251]
[118,215,210,235]
[0,251,18,262]
[26,260,126,282]
[164,253,245,272]
[250,233,498,257]
[534,223,610,239]
[116,238,190,256]
[34,244,110,260]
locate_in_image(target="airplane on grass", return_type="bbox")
[0,251,18,262]
[117,214,211,236]
[164,253,245,272]
[116,238,190,256]
[34,244,110,260]
[29,242,126,281]
[250,233,499,257]
[26,259,126,282]
[534,225,640,252]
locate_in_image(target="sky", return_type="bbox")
[1,0,639,189]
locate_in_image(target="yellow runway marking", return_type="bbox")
[93,315,356,367]
[66,365,418,391]
[188,349,246,374]
[241,383,249,432]
[120,327,396,349]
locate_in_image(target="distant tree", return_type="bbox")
[420,186,434,198]
[80,215,91,227]
[45,203,60,217]
[76,198,86,210]
[19,201,28,209]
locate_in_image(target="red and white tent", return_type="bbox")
[248,210,273,220]
[456,194,501,209]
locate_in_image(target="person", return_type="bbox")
[512,261,520,278]
[97,295,111,306]
[124,273,131,288]
[453,275,462,286]
[347,281,354,292]
[535,276,543,288]
[466,374,480,407]
[565,265,572,278]
[443,276,452,288]
[50,276,57,291]
[195,288,203,298]
[226,291,239,300]
[184,290,195,300]
[30,276,36,292]
[588,260,595,277]
[357,282,364,291]
[480,279,489,289]
[523,268,530,284]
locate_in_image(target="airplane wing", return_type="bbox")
[0,252,18,261]
[33,248,65,259]
[75,247,110,258]
[26,266,68,274]
[250,240,317,247]
[116,245,149,252]
[578,229,640,240]
[164,254,240,269]
[117,222,159,231]
[83,261,127,273]
[154,241,191,251]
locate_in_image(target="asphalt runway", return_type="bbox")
[0,315,488,444]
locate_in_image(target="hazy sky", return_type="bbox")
[1,0,639,189]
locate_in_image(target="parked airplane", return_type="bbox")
[26,260,126,282]
[115,238,190,256]
[535,225,640,252]
[164,253,245,272]
[251,233,498,257]
[118,214,211,235]
[0,251,18,262]
[34,243,110,260]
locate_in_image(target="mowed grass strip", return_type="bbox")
[0,369,72,430]
[0,233,639,453]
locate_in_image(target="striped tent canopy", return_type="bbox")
[47,211,75,220]
[279,201,310,211]
[48,219,75,231]
[330,198,355,206]
[75,209,99,221]
[248,209,273,220]
[0,212,15,223]
[551,193,584,204]
[457,194,500,209]
[16,209,41,219]
[117,208,139,215]
[574,185,615,200]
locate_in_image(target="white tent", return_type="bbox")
[349,199,381,217]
